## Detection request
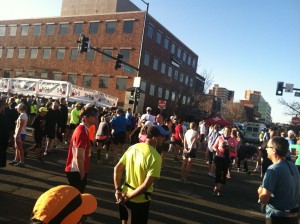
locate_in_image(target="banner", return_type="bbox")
[0,77,118,107]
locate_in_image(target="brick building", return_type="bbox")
[0,0,203,115]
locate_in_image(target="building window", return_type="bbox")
[171,91,176,101]
[177,48,181,59]
[147,25,154,38]
[171,42,176,54]
[141,81,146,92]
[28,71,35,78]
[182,96,186,104]
[46,24,55,35]
[102,49,112,61]
[89,22,99,34]
[40,72,48,79]
[120,49,130,62]
[18,48,26,59]
[33,24,41,36]
[87,50,95,61]
[30,48,38,59]
[53,73,62,80]
[153,58,159,71]
[21,25,29,36]
[180,73,184,82]
[70,48,79,60]
[167,66,172,77]
[7,48,14,58]
[74,23,83,34]
[106,21,116,33]
[68,74,77,84]
[183,51,187,62]
[83,75,92,88]
[149,84,155,96]
[144,53,150,66]
[190,78,193,87]
[187,97,191,104]
[43,48,51,59]
[187,55,191,65]
[165,89,169,100]
[56,48,65,60]
[164,37,169,50]
[185,76,189,85]
[0,26,5,36]
[60,23,68,35]
[123,20,134,33]
[3,70,11,78]
[0,48,3,58]
[160,62,166,75]
[192,59,196,68]
[158,87,163,98]
[116,78,126,90]
[99,76,108,88]
[156,31,162,44]
[9,26,17,36]
[15,71,23,77]
[174,70,178,80]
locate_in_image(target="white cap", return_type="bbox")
[146,107,152,111]
[287,130,295,136]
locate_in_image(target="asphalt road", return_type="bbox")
[0,135,281,224]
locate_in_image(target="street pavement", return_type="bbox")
[0,134,283,224]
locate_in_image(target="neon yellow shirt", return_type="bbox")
[120,143,162,203]
[70,108,80,124]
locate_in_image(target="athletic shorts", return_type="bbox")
[119,200,150,224]
[113,132,126,145]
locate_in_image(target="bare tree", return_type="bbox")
[199,69,214,93]
[222,101,247,122]
[278,98,300,116]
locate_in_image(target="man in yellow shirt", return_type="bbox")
[114,125,169,224]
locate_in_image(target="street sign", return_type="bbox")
[133,77,141,87]
[122,64,134,74]
[295,92,300,97]
[158,100,166,109]
[291,117,300,126]
[285,83,294,93]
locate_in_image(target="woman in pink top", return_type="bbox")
[213,126,235,196]
[226,129,239,179]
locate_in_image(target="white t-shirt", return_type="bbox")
[140,113,155,123]
[15,112,28,135]
[185,129,198,149]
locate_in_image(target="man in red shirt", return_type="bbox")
[173,118,184,162]
[65,106,99,193]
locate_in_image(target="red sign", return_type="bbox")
[291,116,300,126]
[158,100,166,109]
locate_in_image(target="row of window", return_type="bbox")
[0,46,131,62]
[0,19,135,37]
[2,70,190,104]
[143,52,194,87]
[0,46,194,86]
[146,24,197,69]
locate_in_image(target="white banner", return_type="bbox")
[0,78,118,107]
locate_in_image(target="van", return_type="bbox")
[243,122,266,143]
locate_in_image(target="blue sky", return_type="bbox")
[1,0,299,123]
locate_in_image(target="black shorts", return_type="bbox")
[119,200,150,224]
[126,125,131,132]
[46,127,56,139]
[113,132,126,145]
[34,135,44,149]
[200,134,205,142]
[69,123,78,130]
[208,151,215,164]
[66,171,87,194]
[183,148,197,159]
[174,140,183,147]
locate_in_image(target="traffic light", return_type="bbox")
[136,90,140,98]
[115,53,123,70]
[276,82,284,96]
[130,89,134,98]
[77,34,90,53]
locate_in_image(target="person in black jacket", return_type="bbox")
[44,101,59,155]
[57,98,68,145]
[0,99,10,167]
[5,101,19,148]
